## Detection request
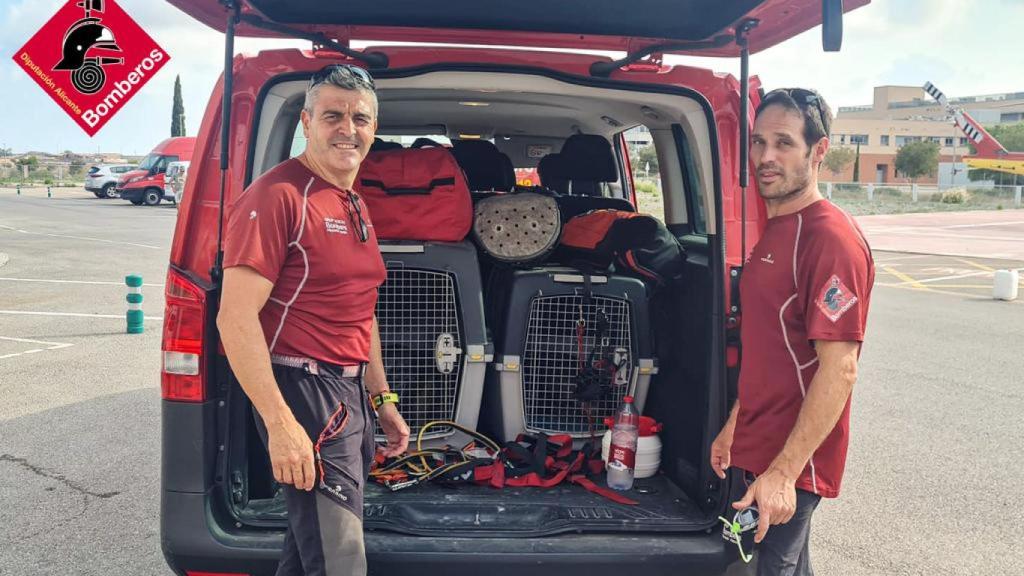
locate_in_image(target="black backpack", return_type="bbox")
[558,209,686,286]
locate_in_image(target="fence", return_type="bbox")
[820,182,1022,216]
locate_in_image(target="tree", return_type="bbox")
[986,122,1024,152]
[894,141,940,182]
[171,75,186,137]
[822,146,855,178]
[16,155,38,167]
[851,142,861,183]
[634,145,659,175]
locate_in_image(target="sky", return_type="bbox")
[1,0,1022,155]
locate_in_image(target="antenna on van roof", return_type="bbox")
[211,0,240,285]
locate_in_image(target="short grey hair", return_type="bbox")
[303,67,378,118]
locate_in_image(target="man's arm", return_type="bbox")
[364,316,409,457]
[363,316,389,395]
[217,266,315,491]
[733,339,859,542]
[769,340,860,480]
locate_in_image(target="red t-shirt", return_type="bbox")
[730,200,874,498]
[223,158,387,366]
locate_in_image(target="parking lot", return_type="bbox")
[1,187,1022,575]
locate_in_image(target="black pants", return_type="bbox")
[254,363,376,576]
[742,471,822,576]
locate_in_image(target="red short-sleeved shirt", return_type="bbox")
[730,200,874,498]
[223,158,387,366]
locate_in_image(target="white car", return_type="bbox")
[163,161,190,205]
[84,164,135,198]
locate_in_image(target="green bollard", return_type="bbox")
[47,186,52,198]
[16,184,20,195]
[126,275,144,334]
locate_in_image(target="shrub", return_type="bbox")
[938,188,970,204]
[634,180,659,195]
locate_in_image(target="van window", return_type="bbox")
[138,153,161,171]
[621,124,706,234]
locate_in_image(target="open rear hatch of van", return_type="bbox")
[168,0,868,57]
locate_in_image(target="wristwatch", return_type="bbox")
[370,391,400,410]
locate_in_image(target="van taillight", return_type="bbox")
[162,268,207,402]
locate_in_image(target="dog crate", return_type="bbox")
[375,241,491,448]
[486,267,657,442]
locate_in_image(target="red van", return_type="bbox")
[159,2,866,575]
[117,136,196,205]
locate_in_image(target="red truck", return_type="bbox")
[117,136,195,205]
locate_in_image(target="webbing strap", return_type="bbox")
[359,177,456,195]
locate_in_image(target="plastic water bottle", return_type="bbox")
[607,395,639,491]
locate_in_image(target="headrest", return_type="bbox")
[371,138,403,152]
[559,134,618,184]
[411,137,443,149]
[537,153,569,194]
[451,140,515,191]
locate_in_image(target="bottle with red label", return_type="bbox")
[606,395,639,491]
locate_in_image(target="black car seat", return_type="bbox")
[451,140,515,191]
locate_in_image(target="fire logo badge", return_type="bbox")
[12,0,170,136]
[52,0,124,95]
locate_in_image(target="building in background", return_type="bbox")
[827,85,1024,186]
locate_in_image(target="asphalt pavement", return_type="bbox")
[1,187,1022,575]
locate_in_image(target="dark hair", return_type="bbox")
[305,64,378,116]
[755,88,833,148]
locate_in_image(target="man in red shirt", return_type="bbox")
[710,88,874,575]
[218,64,410,576]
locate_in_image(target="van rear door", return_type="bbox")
[168,0,868,57]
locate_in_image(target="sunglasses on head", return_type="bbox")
[766,88,830,138]
[345,191,370,243]
[309,64,376,91]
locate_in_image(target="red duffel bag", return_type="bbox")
[354,147,473,242]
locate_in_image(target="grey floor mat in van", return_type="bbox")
[241,474,708,537]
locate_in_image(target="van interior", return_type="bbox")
[218,68,727,538]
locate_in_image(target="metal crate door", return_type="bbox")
[522,294,633,436]
[375,266,463,439]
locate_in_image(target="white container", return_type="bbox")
[602,428,662,479]
[993,269,1019,301]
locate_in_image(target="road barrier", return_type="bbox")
[126,275,144,334]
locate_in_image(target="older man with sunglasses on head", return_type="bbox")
[710,88,875,575]
[217,64,409,576]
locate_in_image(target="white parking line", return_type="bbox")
[942,221,1024,229]
[0,336,74,360]
[0,224,165,250]
[891,267,1024,286]
[0,277,164,287]
[872,254,930,264]
[0,310,163,321]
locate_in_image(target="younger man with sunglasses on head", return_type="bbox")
[710,88,874,575]
[218,64,409,576]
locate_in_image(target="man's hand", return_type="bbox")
[710,427,733,480]
[732,468,797,543]
[267,417,316,491]
[376,403,410,458]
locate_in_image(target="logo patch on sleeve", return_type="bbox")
[816,274,858,322]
